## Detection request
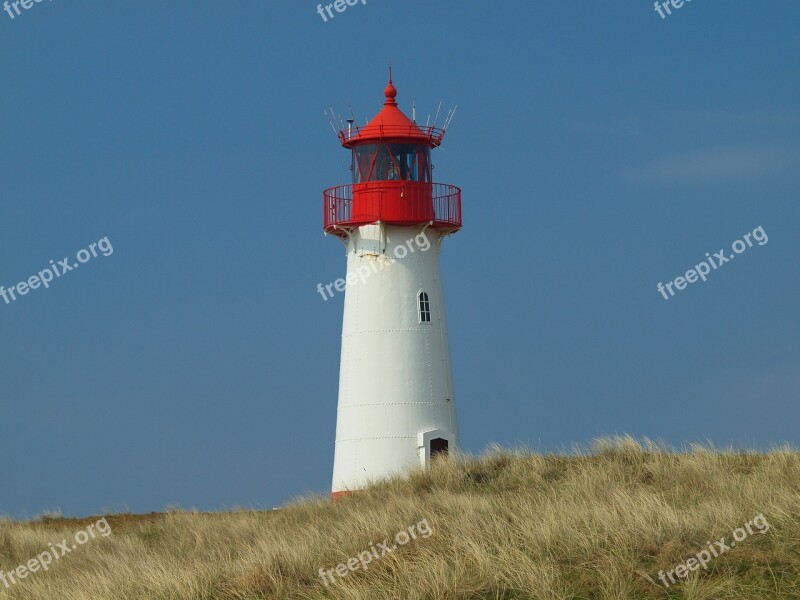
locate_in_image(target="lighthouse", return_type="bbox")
[323,74,462,498]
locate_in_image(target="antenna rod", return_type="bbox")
[432,100,443,128]
[443,105,458,131]
[328,105,345,133]
[325,111,339,136]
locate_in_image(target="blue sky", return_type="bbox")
[1,1,798,518]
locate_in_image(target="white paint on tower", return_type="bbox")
[331,222,459,494]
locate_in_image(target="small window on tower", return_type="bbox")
[418,291,431,323]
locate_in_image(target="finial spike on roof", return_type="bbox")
[383,67,398,106]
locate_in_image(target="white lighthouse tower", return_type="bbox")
[323,74,462,498]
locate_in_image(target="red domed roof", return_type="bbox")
[339,76,446,148]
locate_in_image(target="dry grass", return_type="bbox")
[2,436,799,599]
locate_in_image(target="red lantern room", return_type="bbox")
[323,74,462,237]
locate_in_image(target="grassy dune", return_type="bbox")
[1,437,799,599]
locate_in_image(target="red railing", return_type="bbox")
[323,182,461,236]
[338,125,447,147]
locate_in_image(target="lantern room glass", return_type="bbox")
[352,143,431,183]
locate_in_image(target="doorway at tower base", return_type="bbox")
[330,428,458,498]
[418,429,455,467]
